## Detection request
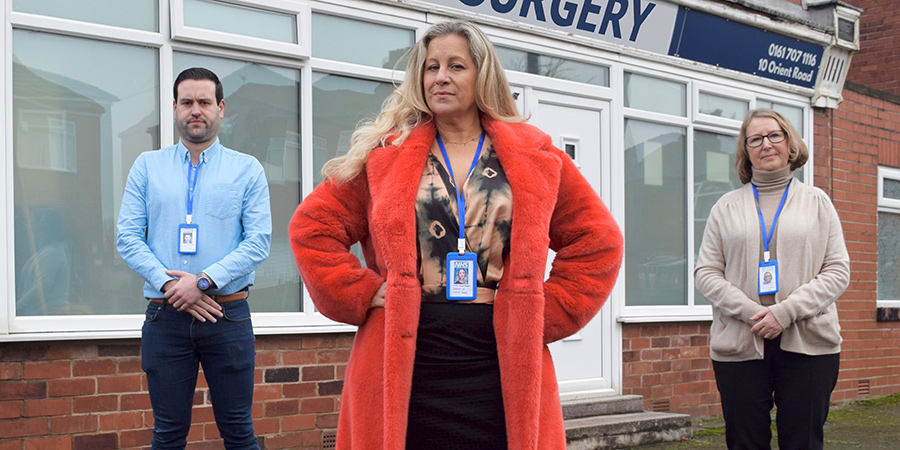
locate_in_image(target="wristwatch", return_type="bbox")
[197,272,213,291]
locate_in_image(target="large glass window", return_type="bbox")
[496,46,609,87]
[625,72,686,116]
[173,53,302,313]
[183,0,297,44]
[624,120,687,306]
[13,0,158,31]
[13,30,159,316]
[693,131,741,305]
[698,92,748,120]
[311,73,394,185]
[312,14,414,69]
[878,167,900,305]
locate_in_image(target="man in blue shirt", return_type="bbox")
[117,67,271,450]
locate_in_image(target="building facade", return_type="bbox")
[2,0,899,448]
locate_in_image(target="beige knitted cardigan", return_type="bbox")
[695,170,850,362]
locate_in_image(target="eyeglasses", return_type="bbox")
[745,130,786,148]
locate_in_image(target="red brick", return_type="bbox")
[316,349,351,364]
[316,413,340,429]
[0,345,49,362]
[264,399,299,416]
[24,397,72,417]
[261,432,305,450]
[282,350,317,366]
[50,414,97,434]
[120,428,154,448]
[300,397,334,414]
[0,440,22,450]
[72,432,118,450]
[0,400,22,419]
[302,366,334,382]
[24,360,71,380]
[282,414,317,431]
[73,394,118,413]
[117,357,143,375]
[283,382,317,399]
[253,384,282,401]
[47,345,96,360]
[121,393,151,411]
[0,381,46,400]
[48,378,95,397]
[0,363,24,380]
[99,411,144,431]
[24,435,72,450]
[72,359,117,377]
[301,336,337,349]
[0,417,48,438]
[97,374,142,393]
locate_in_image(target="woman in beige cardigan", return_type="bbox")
[695,109,850,450]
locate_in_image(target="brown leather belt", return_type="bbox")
[149,290,248,305]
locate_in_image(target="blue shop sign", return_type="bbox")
[422,0,824,89]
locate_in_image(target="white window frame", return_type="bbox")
[616,59,814,323]
[877,166,900,308]
[0,0,822,339]
[692,82,752,128]
[170,0,311,60]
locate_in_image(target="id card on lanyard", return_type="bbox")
[437,131,485,301]
[753,179,791,296]
[179,161,200,254]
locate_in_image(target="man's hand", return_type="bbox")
[164,270,223,322]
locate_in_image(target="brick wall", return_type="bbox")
[845,0,900,96]
[0,334,353,450]
[622,87,900,418]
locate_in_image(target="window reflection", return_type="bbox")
[624,119,687,306]
[625,73,686,117]
[496,46,609,87]
[311,73,395,185]
[878,213,900,300]
[312,14,414,69]
[13,0,158,31]
[174,53,302,313]
[184,0,297,44]
[13,30,158,316]
[693,131,740,306]
[699,92,748,120]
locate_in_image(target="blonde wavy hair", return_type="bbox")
[735,108,809,184]
[321,20,525,184]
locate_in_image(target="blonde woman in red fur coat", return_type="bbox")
[289,20,623,450]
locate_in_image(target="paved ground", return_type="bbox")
[635,393,900,449]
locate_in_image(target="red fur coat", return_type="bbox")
[289,116,623,449]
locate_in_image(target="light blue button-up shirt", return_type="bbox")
[117,139,272,298]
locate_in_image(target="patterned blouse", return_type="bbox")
[415,143,513,304]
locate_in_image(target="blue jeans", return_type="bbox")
[142,299,259,450]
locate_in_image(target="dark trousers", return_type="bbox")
[713,336,840,450]
[142,300,259,450]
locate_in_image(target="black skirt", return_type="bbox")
[405,302,508,450]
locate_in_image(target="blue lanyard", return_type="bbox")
[186,160,200,224]
[752,179,791,262]
[436,130,486,254]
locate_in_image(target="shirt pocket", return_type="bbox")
[205,184,241,219]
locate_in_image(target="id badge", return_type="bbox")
[178,224,198,254]
[758,260,778,295]
[446,252,477,301]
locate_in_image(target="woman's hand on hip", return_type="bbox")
[369,281,387,309]
[750,308,784,340]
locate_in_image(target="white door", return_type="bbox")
[521,88,617,400]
